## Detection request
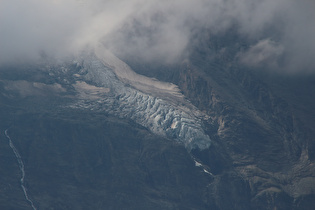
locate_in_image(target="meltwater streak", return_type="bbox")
[4,129,37,210]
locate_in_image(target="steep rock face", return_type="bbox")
[121,31,315,208]
[0,112,213,210]
[175,58,315,209]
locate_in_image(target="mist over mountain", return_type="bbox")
[1,0,315,72]
[1,1,315,209]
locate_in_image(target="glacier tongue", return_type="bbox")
[94,44,185,102]
[69,47,211,151]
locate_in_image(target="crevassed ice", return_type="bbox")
[69,47,211,150]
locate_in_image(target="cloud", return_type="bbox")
[0,0,315,72]
[0,0,139,63]
[237,39,284,68]
[0,0,86,63]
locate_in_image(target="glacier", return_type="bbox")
[63,44,211,151]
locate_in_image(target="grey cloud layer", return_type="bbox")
[1,0,314,72]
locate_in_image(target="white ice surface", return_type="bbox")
[67,45,211,150]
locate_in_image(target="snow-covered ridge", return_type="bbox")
[68,45,211,150]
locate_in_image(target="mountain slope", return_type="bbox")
[0,40,315,209]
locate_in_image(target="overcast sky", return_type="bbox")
[1,0,314,72]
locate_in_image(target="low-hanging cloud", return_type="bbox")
[1,0,315,72]
[237,39,284,68]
